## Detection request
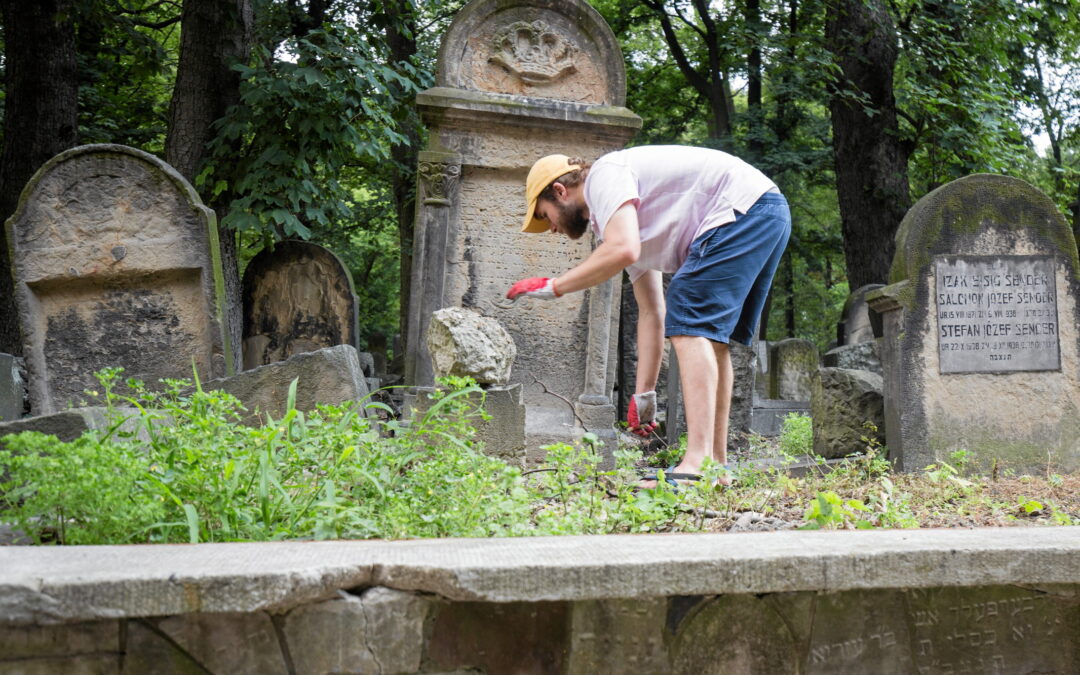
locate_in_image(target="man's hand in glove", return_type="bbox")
[506,277,561,300]
[627,390,658,437]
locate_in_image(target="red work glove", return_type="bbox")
[506,277,561,300]
[627,391,658,437]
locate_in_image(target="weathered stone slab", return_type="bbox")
[426,601,570,674]
[768,338,818,400]
[838,283,884,345]
[875,174,1080,472]
[823,341,882,374]
[566,598,668,674]
[410,384,526,465]
[2,529,1079,626]
[750,399,811,437]
[204,344,368,425]
[0,407,122,446]
[426,307,516,385]
[669,594,799,673]
[283,588,432,675]
[241,241,359,371]
[5,144,232,416]
[150,613,287,675]
[811,368,885,459]
[436,0,627,105]
[0,620,118,660]
[0,354,25,422]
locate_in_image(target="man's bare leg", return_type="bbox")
[656,335,717,482]
[711,341,734,485]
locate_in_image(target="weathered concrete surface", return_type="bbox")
[241,241,359,371]
[204,344,368,425]
[2,528,1079,625]
[426,307,517,385]
[811,367,885,459]
[6,144,233,416]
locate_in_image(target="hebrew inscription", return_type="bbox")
[935,256,1059,373]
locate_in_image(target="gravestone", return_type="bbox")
[867,174,1080,472]
[241,241,359,370]
[5,145,232,415]
[768,338,819,401]
[404,0,641,457]
[837,283,884,345]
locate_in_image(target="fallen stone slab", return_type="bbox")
[204,344,369,425]
[1,528,1079,625]
[426,307,516,385]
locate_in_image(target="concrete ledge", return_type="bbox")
[2,528,1079,625]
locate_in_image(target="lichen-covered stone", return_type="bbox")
[880,174,1080,473]
[811,367,885,459]
[823,341,882,375]
[839,283,884,345]
[6,144,232,416]
[205,344,368,425]
[426,308,517,385]
[769,338,819,400]
[0,354,25,422]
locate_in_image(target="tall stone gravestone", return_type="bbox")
[868,174,1080,472]
[241,241,359,370]
[5,144,232,415]
[405,0,641,453]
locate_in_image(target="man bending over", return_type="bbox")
[506,146,790,486]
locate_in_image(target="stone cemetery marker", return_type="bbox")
[404,0,641,455]
[241,241,359,370]
[868,174,1080,472]
[5,144,231,415]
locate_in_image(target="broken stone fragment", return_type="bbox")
[426,308,516,385]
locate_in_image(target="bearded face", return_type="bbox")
[553,199,590,240]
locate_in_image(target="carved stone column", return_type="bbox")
[404,150,463,388]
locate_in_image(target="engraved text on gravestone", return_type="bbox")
[936,256,1059,373]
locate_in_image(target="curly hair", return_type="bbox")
[538,157,592,202]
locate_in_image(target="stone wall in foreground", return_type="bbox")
[1,529,1078,673]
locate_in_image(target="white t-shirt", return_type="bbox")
[584,146,777,281]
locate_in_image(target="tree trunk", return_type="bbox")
[826,0,911,288]
[745,0,764,164]
[165,0,253,373]
[0,0,79,356]
[383,0,420,368]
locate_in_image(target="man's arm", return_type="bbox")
[553,202,640,294]
[633,269,664,393]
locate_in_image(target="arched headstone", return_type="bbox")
[5,144,231,414]
[868,174,1080,472]
[241,241,359,370]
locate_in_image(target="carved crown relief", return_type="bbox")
[488,20,578,84]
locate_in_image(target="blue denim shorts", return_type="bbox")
[665,192,791,345]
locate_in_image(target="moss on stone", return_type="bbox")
[891,174,1078,287]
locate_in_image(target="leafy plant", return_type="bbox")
[778,413,813,458]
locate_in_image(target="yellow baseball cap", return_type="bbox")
[521,154,581,233]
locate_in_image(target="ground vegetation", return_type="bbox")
[2,378,1075,544]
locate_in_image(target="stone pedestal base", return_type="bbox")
[411,384,526,466]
